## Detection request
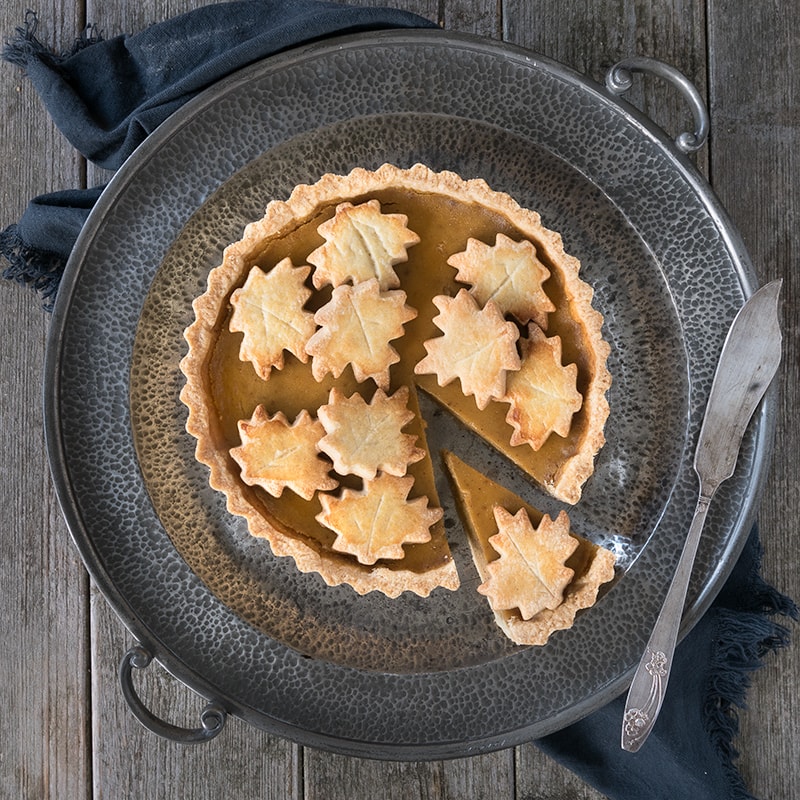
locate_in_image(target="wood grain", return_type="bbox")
[0,2,91,798]
[707,2,800,798]
[1,0,797,798]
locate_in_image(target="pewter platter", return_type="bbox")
[45,31,773,758]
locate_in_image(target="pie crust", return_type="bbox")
[180,163,611,598]
[443,451,617,645]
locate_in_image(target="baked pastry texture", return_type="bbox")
[180,163,611,600]
[443,452,616,645]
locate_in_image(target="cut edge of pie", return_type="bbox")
[443,451,617,645]
[182,323,459,598]
[180,162,610,598]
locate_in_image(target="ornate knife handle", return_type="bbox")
[621,492,713,751]
[605,56,710,154]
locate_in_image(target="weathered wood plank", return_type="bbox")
[516,744,606,800]
[0,2,91,798]
[440,0,502,37]
[90,590,301,799]
[0,286,91,800]
[707,2,800,799]
[303,750,515,800]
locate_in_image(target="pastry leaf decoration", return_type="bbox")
[479,507,578,620]
[317,473,442,565]
[308,199,420,290]
[414,288,521,409]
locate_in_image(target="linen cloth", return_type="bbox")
[1,4,795,799]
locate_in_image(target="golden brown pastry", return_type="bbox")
[180,163,611,597]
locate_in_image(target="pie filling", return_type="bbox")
[443,451,616,646]
[181,163,611,605]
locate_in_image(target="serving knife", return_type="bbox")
[621,279,783,752]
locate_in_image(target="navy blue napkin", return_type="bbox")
[538,526,796,800]
[1,4,795,799]
[1,1,437,307]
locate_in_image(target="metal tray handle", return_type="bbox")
[605,56,710,153]
[119,644,227,743]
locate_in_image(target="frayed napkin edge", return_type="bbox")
[0,223,63,310]
[2,9,103,70]
[704,540,798,800]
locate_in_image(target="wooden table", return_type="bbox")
[2,1,797,797]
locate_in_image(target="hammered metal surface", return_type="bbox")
[47,31,766,757]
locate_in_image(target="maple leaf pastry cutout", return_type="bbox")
[317,386,425,480]
[230,406,338,500]
[447,233,556,329]
[228,259,316,379]
[479,507,578,620]
[503,324,583,450]
[305,278,418,390]
[414,288,521,409]
[308,199,420,290]
[316,473,442,565]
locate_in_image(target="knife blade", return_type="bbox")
[621,279,783,752]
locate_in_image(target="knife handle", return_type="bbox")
[621,491,713,751]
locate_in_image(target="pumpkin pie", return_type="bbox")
[443,451,617,645]
[180,163,611,599]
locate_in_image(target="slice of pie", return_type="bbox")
[180,163,611,598]
[443,451,616,645]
